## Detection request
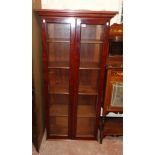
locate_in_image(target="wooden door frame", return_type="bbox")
[73,18,111,139]
[41,17,76,139]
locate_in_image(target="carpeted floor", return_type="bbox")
[33,135,123,155]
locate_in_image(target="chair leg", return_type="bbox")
[100,130,103,144]
[99,116,105,144]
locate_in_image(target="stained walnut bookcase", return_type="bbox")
[35,10,117,140]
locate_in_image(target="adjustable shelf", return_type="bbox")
[47,38,70,43]
[48,62,69,69]
[48,86,69,94]
[80,40,103,44]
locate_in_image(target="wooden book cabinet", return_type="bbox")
[35,10,117,140]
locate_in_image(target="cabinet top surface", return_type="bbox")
[35,9,118,18]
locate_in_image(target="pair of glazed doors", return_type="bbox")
[42,17,110,139]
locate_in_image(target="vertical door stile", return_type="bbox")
[96,21,110,137]
[69,18,76,138]
[41,18,50,138]
[72,18,81,138]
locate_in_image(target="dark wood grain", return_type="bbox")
[35,9,117,140]
[102,117,123,136]
[69,18,76,139]
[96,21,111,138]
[35,9,118,18]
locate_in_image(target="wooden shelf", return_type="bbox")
[50,104,68,116]
[79,62,100,70]
[49,90,97,95]
[49,86,98,95]
[47,38,70,43]
[77,105,96,117]
[48,62,100,69]
[79,67,100,70]
[76,134,94,138]
[81,40,103,44]
[48,62,69,69]
[78,86,98,95]
[48,62,100,70]
[49,85,69,94]
[49,94,69,105]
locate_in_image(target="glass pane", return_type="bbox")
[49,116,68,136]
[77,95,97,117]
[76,117,95,137]
[78,95,97,105]
[81,25,104,41]
[48,42,70,68]
[49,94,69,116]
[111,83,123,107]
[78,70,99,94]
[47,23,70,136]
[49,94,69,136]
[47,23,70,39]
[76,24,104,137]
[80,43,102,68]
[48,69,69,94]
[47,23,70,68]
[80,24,104,69]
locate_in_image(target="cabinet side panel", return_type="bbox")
[32,0,45,151]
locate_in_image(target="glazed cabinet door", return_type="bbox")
[73,18,110,139]
[42,18,75,138]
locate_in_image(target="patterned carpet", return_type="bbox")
[33,135,123,155]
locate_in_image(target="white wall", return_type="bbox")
[41,0,123,24]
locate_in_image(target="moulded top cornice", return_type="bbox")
[35,9,118,18]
